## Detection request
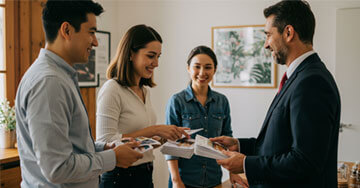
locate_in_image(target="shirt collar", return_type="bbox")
[286,50,315,78]
[184,84,215,103]
[40,48,77,78]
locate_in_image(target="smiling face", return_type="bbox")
[187,54,216,88]
[131,41,162,82]
[68,13,98,64]
[264,15,288,65]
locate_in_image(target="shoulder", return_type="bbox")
[170,88,188,101]
[211,89,229,102]
[166,88,188,107]
[99,79,128,94]
[19,62,70,94]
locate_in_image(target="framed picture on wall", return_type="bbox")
[74,30,110,88]
[211,25,277,88]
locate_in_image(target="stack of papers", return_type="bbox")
[194,135,228,160]
[160,128,203,159]
[160,138,195,159]
[160,128,229,160]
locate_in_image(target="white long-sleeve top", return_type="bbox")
[96,79,157,166]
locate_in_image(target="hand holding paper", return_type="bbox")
[113,141,143,168]
[209,136,239,152]
[216,151,245,174]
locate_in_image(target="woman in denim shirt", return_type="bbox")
[165,46,233,188]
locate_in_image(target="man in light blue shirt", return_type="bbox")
[15,1,143,187]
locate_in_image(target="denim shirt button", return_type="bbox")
[204,116,207,119]
[204,129,208,133]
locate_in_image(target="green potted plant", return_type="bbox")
[0,100,16,148]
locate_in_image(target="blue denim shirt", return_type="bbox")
[165,85,232,187]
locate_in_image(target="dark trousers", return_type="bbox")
[100,162,153,188]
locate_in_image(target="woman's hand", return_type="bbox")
[172,179,186,188]
[155,125,189,141]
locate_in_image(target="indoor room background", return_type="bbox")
[93,0,360,187]
[1,0,359,188]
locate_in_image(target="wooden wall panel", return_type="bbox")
[87,88,96,140]
[17,0,97,139]
[19,1,31,78]
[5,0,19,105]
[30,0,45,63]
[80,88,96,140]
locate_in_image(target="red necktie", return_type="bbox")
[278,72,288,94]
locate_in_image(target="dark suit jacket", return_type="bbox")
[239,53,341,188]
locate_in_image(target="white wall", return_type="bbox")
[96,1,360,187]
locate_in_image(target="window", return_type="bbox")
[0,0,17,104]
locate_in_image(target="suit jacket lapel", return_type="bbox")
[256,53,320,139]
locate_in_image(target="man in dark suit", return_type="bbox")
[211,1,341,187]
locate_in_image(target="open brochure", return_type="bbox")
[194,134,228,160]
[160,138,195,159]
[114,136,161,153]
[160,129,229,160]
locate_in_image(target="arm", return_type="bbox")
[96,82,123,142]
[27,78,115,184]
[245,74,339,184]
[122,92,187,140]
[96,83,187,141]
[167,160,185,188]
[165,96,185,187]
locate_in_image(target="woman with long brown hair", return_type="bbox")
[96,24,188,188]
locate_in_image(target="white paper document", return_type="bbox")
[160,129,229,160]
[194,135,229,160]
[160,138,195,159]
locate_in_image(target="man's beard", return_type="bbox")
[274,50,287,65]
[273,44,288,65]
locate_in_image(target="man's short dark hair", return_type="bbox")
[264,0,315,45]
[42,0,104,43]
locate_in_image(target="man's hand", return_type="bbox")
[217,151,246,174]
[230,173,249,188]
[210,136,239,151]
[155,125,190,141]
[113,141,143,168]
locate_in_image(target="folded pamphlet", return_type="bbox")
[160,138,195,159]
[194,135,228,160]
[160,129,229,160]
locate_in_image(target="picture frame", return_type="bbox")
[211,25,277,88]
[74,30,110,87]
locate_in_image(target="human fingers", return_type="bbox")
[170,126,183,140]
[114,145,141,168]
[210,136,229,145]
[177,127,190,138]
[121,137,136,142]
[124,141,140,149]
[104,142,115,150]
[222,150,237,157]
[216,158,230,166]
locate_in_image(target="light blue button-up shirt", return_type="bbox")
[15,49,116,188]
[165,85,233,187]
